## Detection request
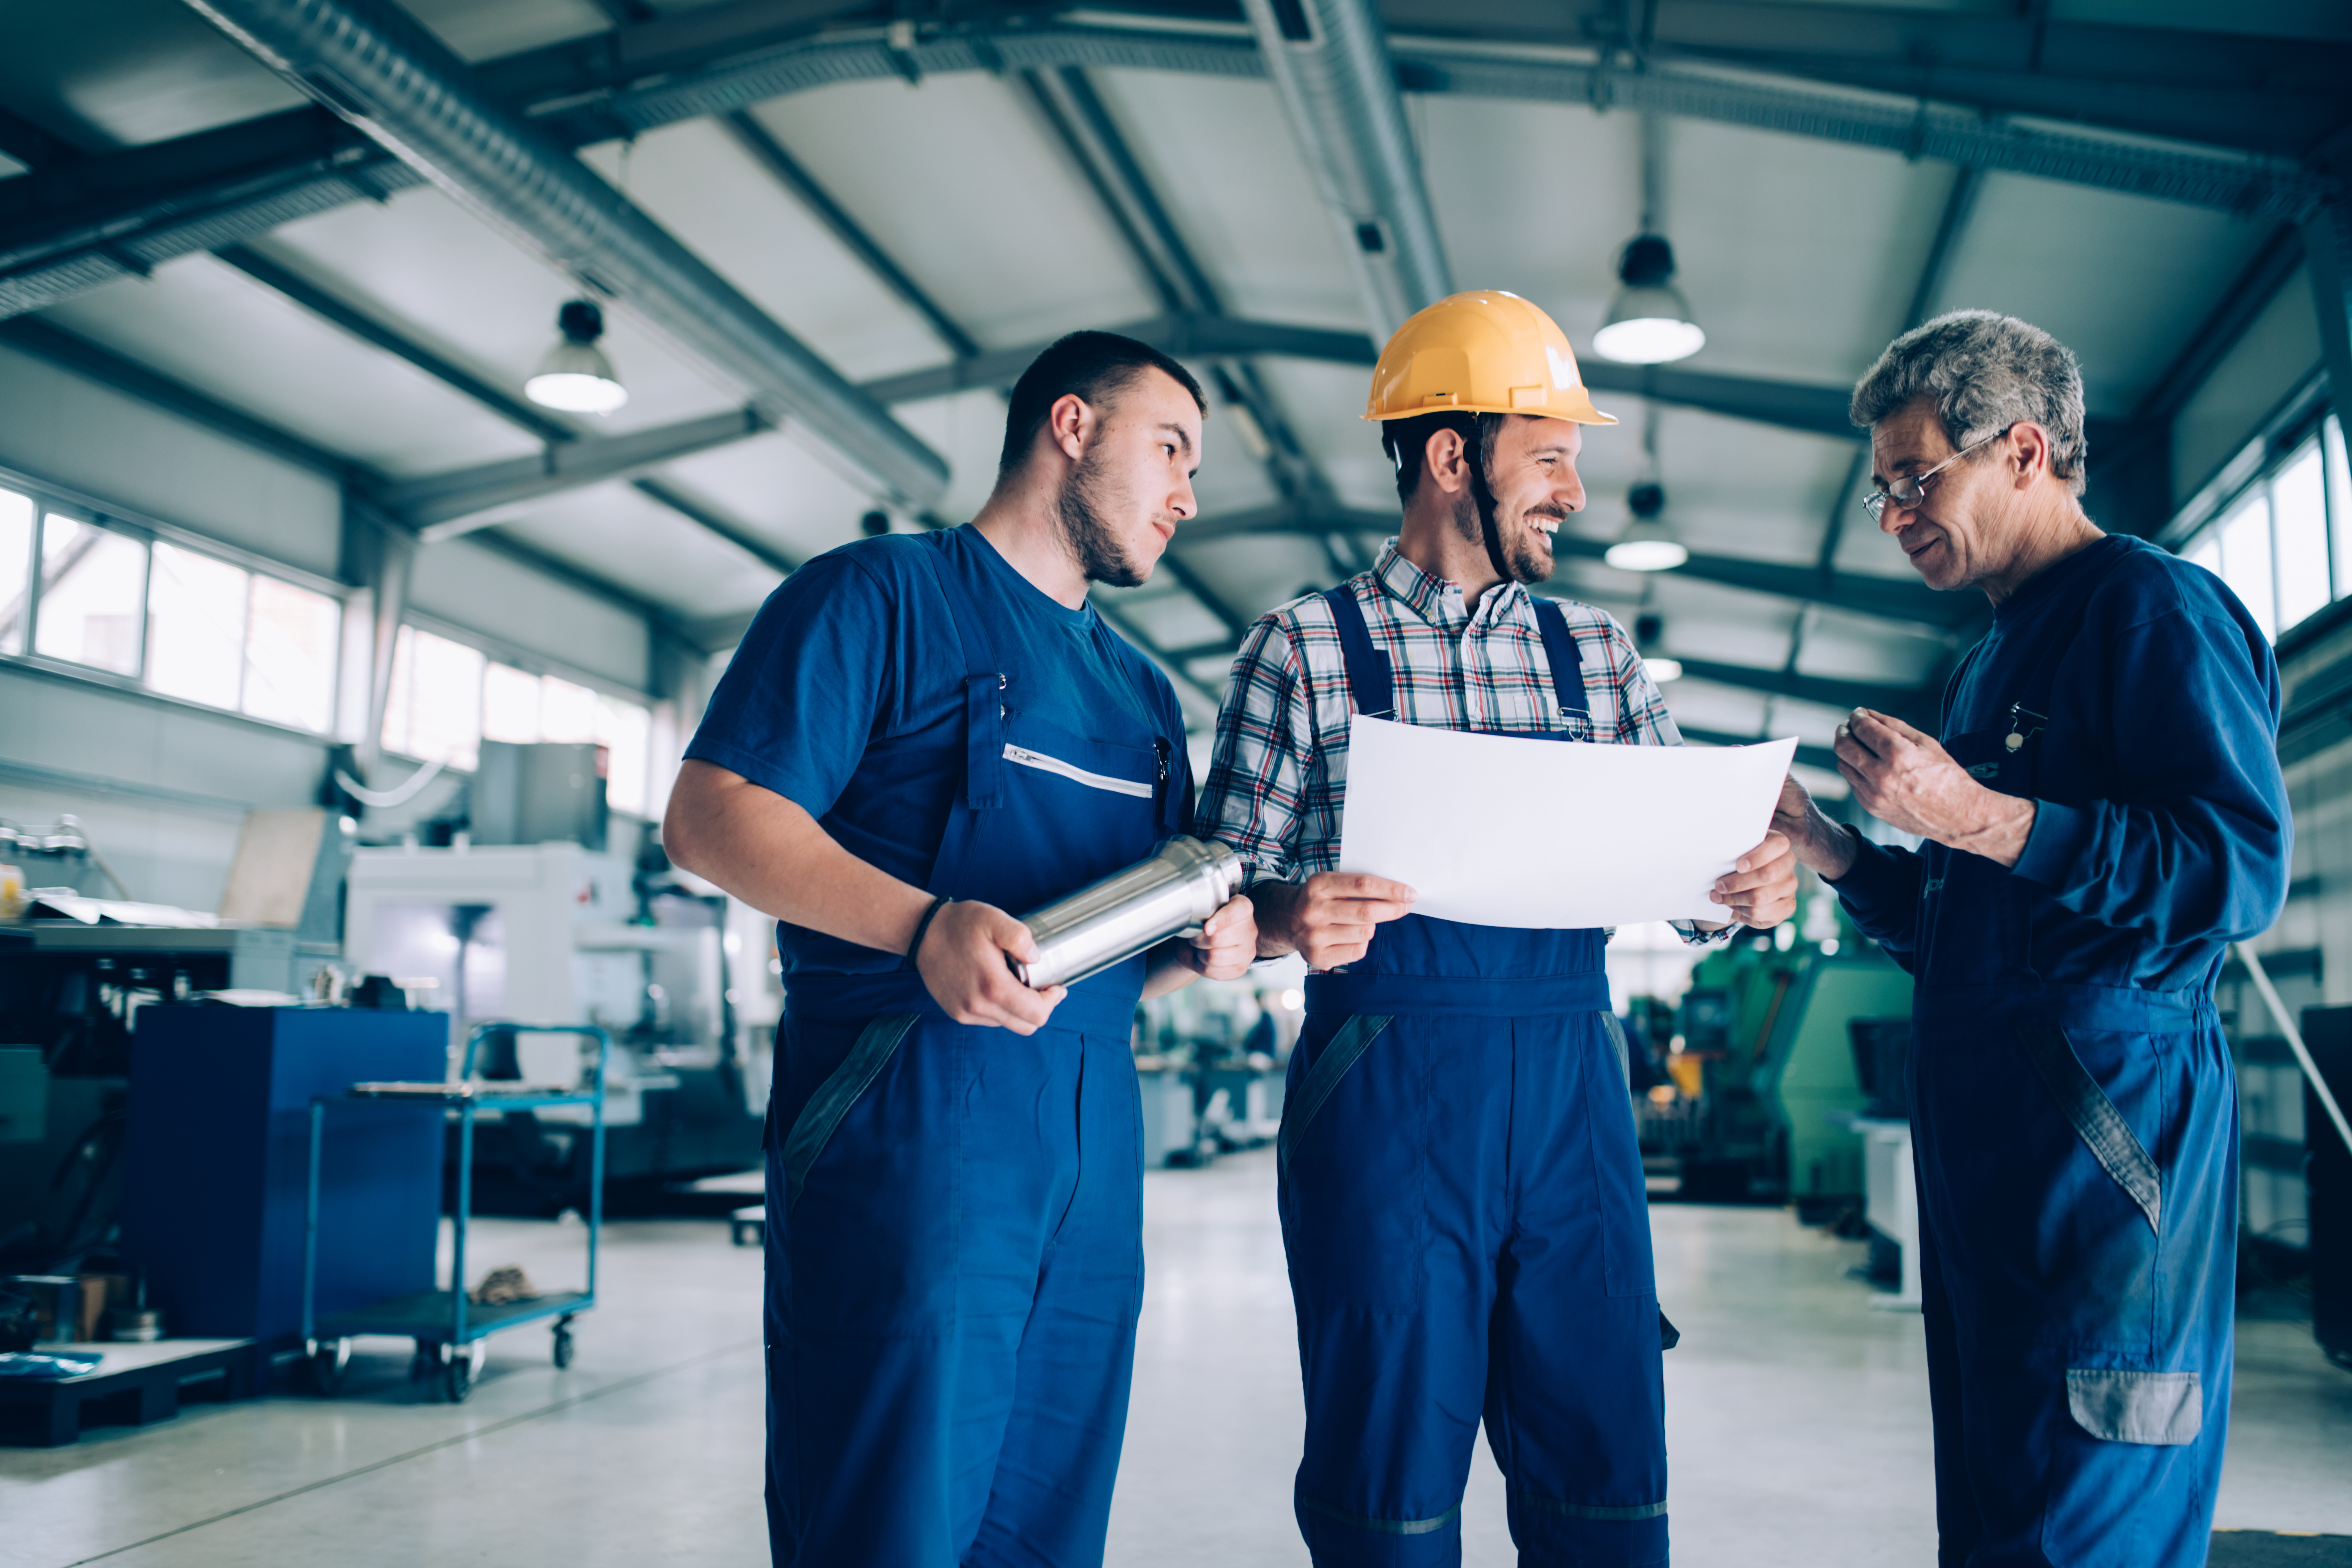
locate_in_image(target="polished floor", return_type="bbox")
[5,1151,2351,1566]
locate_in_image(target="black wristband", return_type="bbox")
[900,895,952,972]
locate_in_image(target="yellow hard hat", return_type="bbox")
[1363,291,1617,426]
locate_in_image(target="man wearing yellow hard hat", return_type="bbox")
[1195,291,1798,1565]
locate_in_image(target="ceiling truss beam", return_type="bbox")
[10,4,2336,327]
[717,109,979,361]
[386,408,769,538]
[1180,501,1974,631]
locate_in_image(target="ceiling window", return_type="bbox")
[36,515,147,675]
[2179,414,2347,644]
[0,487,31,656]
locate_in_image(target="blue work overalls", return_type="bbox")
[1276,588,1669,1568]
[1829,539,2281,1567]
[763,533,1185,1567]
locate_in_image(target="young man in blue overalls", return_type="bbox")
[664,332,1257,1568]
[1776,312,2291,1565]
[1195,291,1801,1567]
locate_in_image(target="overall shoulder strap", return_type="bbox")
[1530,597,1590,719]
[906,531,1004,810]
[1322,585,1395,720]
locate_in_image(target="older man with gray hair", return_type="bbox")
[1772,311,2289,1565]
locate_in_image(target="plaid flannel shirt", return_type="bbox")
[1194,539,1726,944]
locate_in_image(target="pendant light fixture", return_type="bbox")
[1605,406,1690,572]
[1592,114,1705,365]
[525,299,628,414]
[1633,610,1682,683]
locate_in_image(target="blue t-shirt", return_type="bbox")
[684,525,1194,976]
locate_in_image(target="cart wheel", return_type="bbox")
[441,1340,486,1403]
[309,1339,351,1396]
[552,1320,576,1369]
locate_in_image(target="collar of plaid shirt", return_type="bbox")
[1195,538,1690,887]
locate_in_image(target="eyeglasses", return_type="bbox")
[1861,425,2014,524]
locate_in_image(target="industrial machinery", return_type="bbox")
[2296,1006,2352,1370]
[341,839,763,1210]
[1633,918,1912,1211]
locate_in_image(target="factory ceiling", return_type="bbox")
[0,0,2346,771]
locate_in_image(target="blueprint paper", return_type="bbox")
[1335,717,1800,928]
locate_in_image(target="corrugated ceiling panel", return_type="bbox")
[267,184,741,442]
[38,255,542,476]
[490,480,786,622]
[748,74,1161,348]
[578,120,950,383]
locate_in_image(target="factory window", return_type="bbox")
[2180,413,2347,643]
[384,637,655,817]
[1,485,344,733]
[380,626,485,772]
[242,574,340,733]
[35,515,147,675]
[0,486,31,656]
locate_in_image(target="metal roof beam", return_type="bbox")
[717,110,980,361]
[384,409,769,538]
[1182,501,1977,631]
[15,10,2333,325]
[213,242,580,446]
[0,313,723,648]
[861,312,1878,441]
[0,106,420,321]
[183,0,949,508]
[0,315,369,487]
[631,475,802,578]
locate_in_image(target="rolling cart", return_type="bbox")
[301,1023,609,1403]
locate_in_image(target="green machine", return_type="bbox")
[1660,922,1912,1212]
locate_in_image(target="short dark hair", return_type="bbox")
[1381,410,1503,504]
[997,331,1207,479]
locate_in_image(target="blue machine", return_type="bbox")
[122,1005,446,1387]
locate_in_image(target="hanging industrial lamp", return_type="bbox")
[1592,236,1706,364]
[525,299,628,414]
[1592,113,1705,366]
[1604,412,1690,572]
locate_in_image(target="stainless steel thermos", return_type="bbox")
[1011,836,1244,990]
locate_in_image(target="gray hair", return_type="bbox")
[1850,310,2088,496]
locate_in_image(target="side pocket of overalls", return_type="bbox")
[1277,1014,1427,1314]
[1589,1012,1657,1298]
[2012,1022,2203,1447]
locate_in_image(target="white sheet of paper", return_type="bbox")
[1336,717,1800,928]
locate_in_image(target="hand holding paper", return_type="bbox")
[1335,717,1799,928]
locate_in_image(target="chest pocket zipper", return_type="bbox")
[1003,743,1155,798]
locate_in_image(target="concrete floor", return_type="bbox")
[5,1150,2350,1567]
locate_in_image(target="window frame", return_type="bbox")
[0,460,351,736]
[381,609,662,819]
[2165,387,2345,644]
